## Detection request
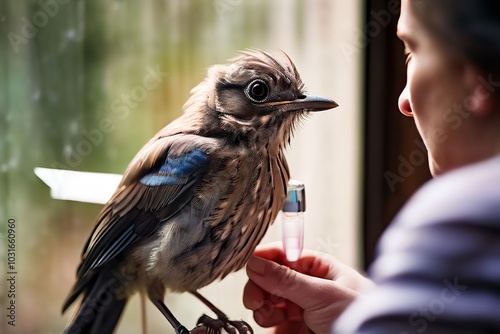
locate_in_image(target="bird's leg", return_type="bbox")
[140,292,148,334]
[150,298,189,334]
[190,291,253,334]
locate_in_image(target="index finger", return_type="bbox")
[253,242,288,264]
[253,242,332,279]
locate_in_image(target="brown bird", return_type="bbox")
[62,50,338,334]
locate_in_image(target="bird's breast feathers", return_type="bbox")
[138,139,289,291]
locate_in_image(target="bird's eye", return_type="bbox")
[245,79,270,103]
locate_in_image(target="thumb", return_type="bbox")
[246,255,339,311]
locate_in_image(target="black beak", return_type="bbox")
[265,94,339,112]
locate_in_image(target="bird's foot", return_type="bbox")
[194,314,253,334]
[226,320,252,334]
[194,314,225,334]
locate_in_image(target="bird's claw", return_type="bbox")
[194,314,253,334]
[194,314,225,334]
[227,320,253,334]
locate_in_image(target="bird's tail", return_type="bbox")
[63,269,129,334]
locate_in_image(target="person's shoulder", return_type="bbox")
[372,155,500,281]
[397,155,500,228]
[335,157,500,334]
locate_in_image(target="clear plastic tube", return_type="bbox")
[282,180,305,262]
[282,211,304,262]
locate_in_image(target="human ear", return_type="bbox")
[463,65,498,117]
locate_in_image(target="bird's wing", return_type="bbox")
[63,134,215,311]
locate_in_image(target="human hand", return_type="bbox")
[244,243,373,334]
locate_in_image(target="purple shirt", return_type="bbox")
[334,155,500,333]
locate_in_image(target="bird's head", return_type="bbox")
[183,50,338,146]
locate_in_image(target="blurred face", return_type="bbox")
[397,0,496,175]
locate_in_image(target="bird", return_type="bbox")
[61,49,338,334]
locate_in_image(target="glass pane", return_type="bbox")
[2,0,362,333]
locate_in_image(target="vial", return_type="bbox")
[282,180,305,262]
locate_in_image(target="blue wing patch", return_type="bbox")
[140,149,208,186]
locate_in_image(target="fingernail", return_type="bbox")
[247,256,267,275]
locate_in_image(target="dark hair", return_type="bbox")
[412,0,500,75]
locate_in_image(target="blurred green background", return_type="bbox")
[1,0,362,333]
